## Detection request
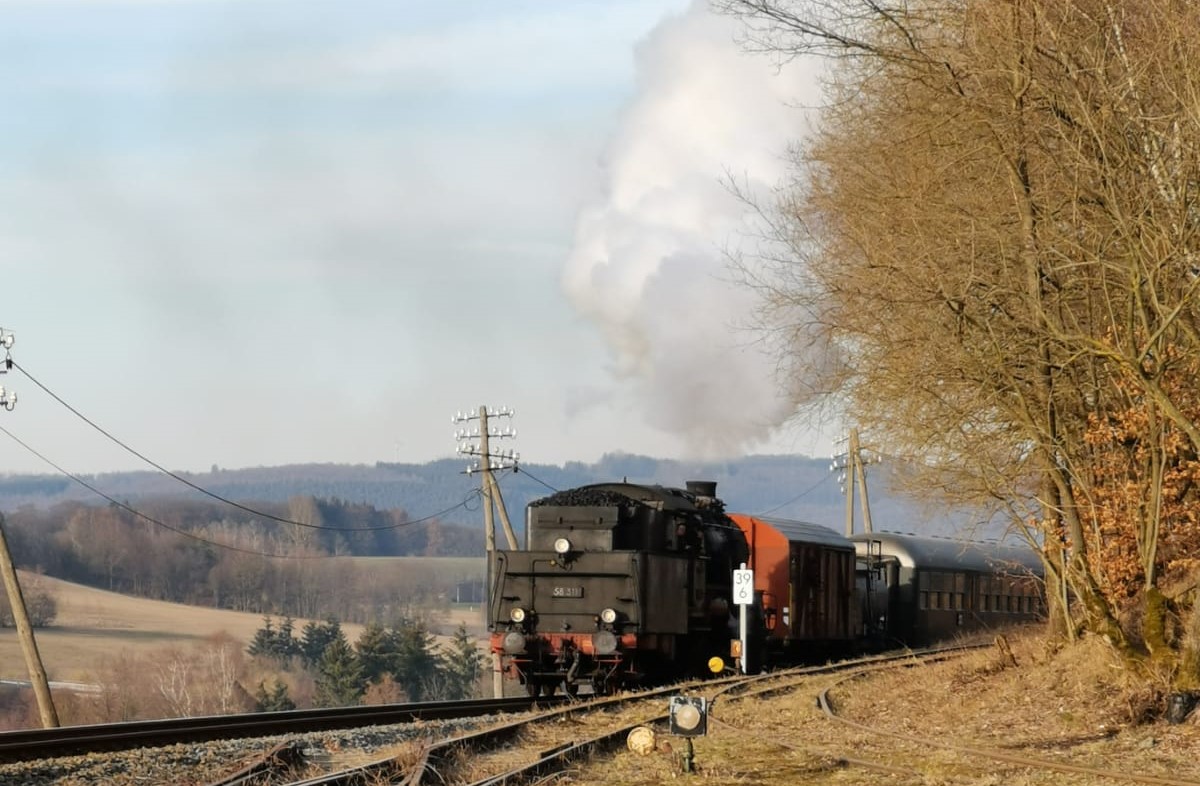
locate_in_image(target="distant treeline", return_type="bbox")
[4,496,482,622]
[0,453,953,533]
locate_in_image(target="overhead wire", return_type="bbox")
[509,464,559,494]
[12,360,452,533]
[752,470,834,517]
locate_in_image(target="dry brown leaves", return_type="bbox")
[559,629,1200,786]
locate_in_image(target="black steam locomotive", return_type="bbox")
[487,480,747,696]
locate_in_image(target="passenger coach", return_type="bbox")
[852,531,1045,646]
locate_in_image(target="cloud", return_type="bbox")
[159,2,686,98]
[564,0,823,458]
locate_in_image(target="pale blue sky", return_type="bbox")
[0,0,833,476]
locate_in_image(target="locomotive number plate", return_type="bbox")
[552,586,584,598]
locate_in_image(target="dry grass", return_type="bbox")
[0,565,494,686]
[0,571,368,682]
[561,629,1200,786]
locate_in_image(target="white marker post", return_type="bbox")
[732,562,753,674]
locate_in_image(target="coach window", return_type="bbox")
[919,591,929,610]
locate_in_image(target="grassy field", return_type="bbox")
[0,570,485,684]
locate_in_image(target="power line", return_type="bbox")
[0,424,483,559]
[13,361,422,533]
[511,465,559,494]
[1,424,324,558]
[752,471,833,517]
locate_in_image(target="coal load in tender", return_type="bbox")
[529,488,636,508]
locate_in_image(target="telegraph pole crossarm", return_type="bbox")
[453,405,520,550]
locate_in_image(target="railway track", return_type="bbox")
[0,695,559,765]
[201,675,753,786]
[243,648,979,786]
[393,640,1200,786]
[0,648,965,785]
[13,639,1191,785]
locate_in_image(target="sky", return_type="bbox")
[0,0,836,476]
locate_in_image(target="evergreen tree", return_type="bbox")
[247,616,276,659]
[301,616,343,668]
[440,624,483,700]
[247,615,301,666]
[277,615,301,662]
[253,679,296,712]
[314,638,365,707]
[355,621,398,684]
[392,619,438,702]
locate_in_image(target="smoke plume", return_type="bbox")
[564,1,820,457]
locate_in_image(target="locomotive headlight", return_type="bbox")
[502,631,526,653]
[509,607,527,624]
[599,607,618,625]
[553,537,572,555]
[592,630,618,655]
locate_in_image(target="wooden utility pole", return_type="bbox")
[454,405,521,698]
[853,430,875,535]
[0,328,57,727]
[476,407,504,700]
[479,407,496,556]
[478,406,518,550]
[841,428,875,536]
[0,515,59,728]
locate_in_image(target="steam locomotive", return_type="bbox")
[487,480,1043,696]
[487,480,745,695]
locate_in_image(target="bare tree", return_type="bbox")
[724,0,1200,679]
[154,648,195,718]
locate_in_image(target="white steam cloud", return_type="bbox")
[564,1,820,457]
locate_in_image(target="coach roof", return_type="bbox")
[851,531,1042,575]
[737,515,854,550]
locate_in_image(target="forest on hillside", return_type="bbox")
[2,496,482,622]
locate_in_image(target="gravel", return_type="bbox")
[0,716,486,785]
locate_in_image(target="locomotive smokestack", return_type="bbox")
[686,480,717,498]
